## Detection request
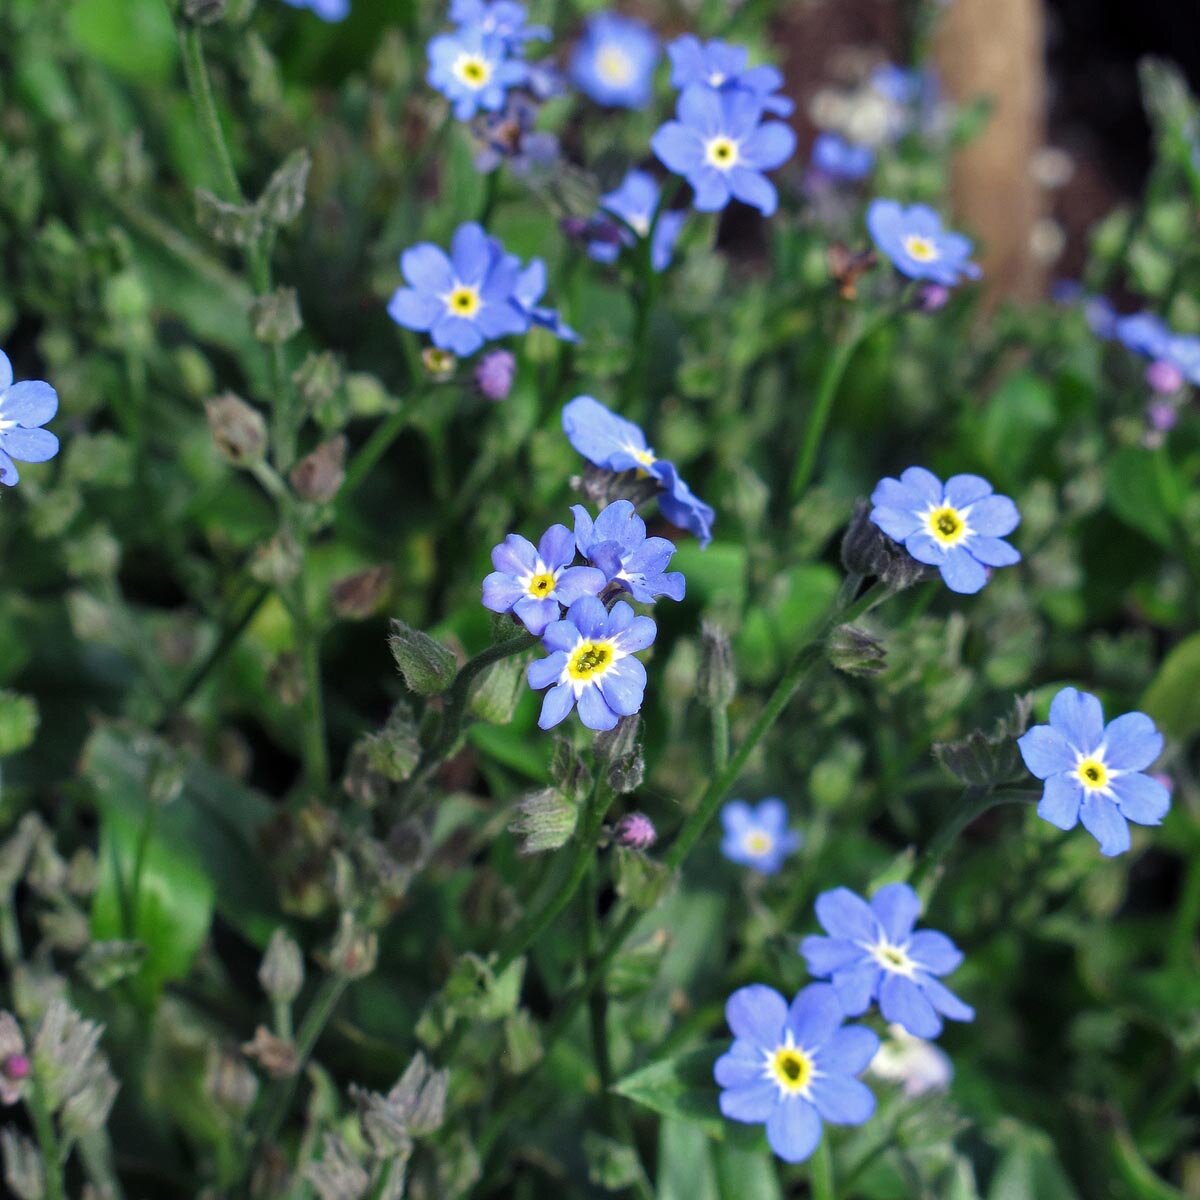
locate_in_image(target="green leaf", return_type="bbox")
[1141,631,1200,739]
[672,543,748,610]
[657,1117,719,1200]
[612,1043,725,1137]
[0,691,39,757]
[713,1143,781,1200]
[1105,447,1176,549]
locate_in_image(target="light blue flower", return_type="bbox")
[526,595,656,731]
[666,35,793,116]
[482,525,606,635]
[1017,687,1170,857]
[427,25,527,121]
[869,467,1020,595]
[514,260,578,341]
[714,983,878,1164]
[810,133,874,182]
[450,0,548,46]
[570,499,685,603]
[387,222,527,356]
[570,14,659,109]
[0,350,60,487]
[561,395,715,547]
[652,86,795,216]
[587,171,686,273]
[800,883,975,1040]
[719,799,800,874]
[1115,312,1200,386]
[867,199,980,286]
[280,0,350,20]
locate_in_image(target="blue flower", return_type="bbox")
[1017,687,1170,857]
[1115,312,1200,385]
[570,14,659,109]
[666,35,794,116]
[869,467,1020,595]
[526,596,656,731]
[570,500,685,603]
[561,395,715,547]
[0,351,60,487]
[388,222,527,356]
[810,133,874,182]
[472,94,559,175]
[867,199,980,286]
[587,171,686,273]
[450,0,548,46]
[652,87,796,216]
[514,260,578,341]
[719,799,800,874]
[427,25,527,121]
[714,983,878,1164]
[800,883,975,1040]
[482,524,606,635]
[280,0,349,20]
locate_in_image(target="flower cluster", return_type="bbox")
[653,37,796,217]
[562,396,715,547]
[427,1,547,121]
[388,222,573,357]
[0,349,60,487]
[584,171,686,275]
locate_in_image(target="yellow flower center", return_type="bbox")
[568,640,615,681]
[453,54,492,90]
[1075,756,1110,792]
[526,572,557,598]
[769,1045,814,1095]
[596,46,634,87]
[705,136,740,170]
[904,235,939,263]
[631,447,656,467]
[925,504,968,547]
[446,285,481,318]
[743,830,775,858]
[870,940,915,976]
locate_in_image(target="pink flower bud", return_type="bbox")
[613,812,657,851]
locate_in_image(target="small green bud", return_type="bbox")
[387,619,457,696]
[595,715,644,793]
[932,694,1033,787]
[242,1025,298,1079]
[205,1044,259,1118]
[294,351,345,428]
[250,287,303,344]
[258,928,304,1004]
[467,653,527,724]
[0,692,38,758]
[584,1131,643,1191]
[549,737,592,803]
[324,913,378,980]
[0,815,42,893]
[206,393,267,467]
[698,620,736,708]
[840,499,891,577]
[304,1134,370,1200]
[828,624,887,676]
[502,1009,543,1075]
[259,149,310,227]
[249,530,302,588]
[289,436,346,503]
[613,847,676,911]
[194,189,264,247]
[508,789,578,854]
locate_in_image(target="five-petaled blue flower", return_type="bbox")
[571,499,685,603]
[0,350,60,487]
[1016,687,1170,857]
[719,799,801,875]
[562,395,715,547]
[665,35,794,116]
[867,199,980,286]
[652,87,796,217]
[450,0,548,46]
[800,883,975,1040]
[869,467,1020,595]
[482,524,606,635]
[527,595,656,731]
[514,260,578,341]
[570,14,659,109]
[714,983,878,1164]
[388,223,527,356]
[280,0,350,20]
[587,171,686,273]
[427,25,527,121]
[810,133,875,182]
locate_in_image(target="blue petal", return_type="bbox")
[714,1039,765,1089]
[1049,687,1105,753]
[721,801,754,834]
[810,1074,876,1126]
[799,935,864,977]
[918,976,974,1023]
[2,428,58,464]
[1037,773,1082,830]
[561,395,647,469]
[870,505,922,541]
[869,883,921,942]
[815,1026,879,1076]
[1080,794,1130,856]
[830,962,880,1016]
[879,973,942,1039]
[491,533,538,575]
[599,657,646,716]
[651,122,702,175]
[537,523,575,569]
[613,615,657,654]
[742,122,796,170]
[765,1097,822,1163]
[718,1079,779,1123]
[815,887,878,941]
[1102,712,1163,772]
[968,495,1020,537]
[542,618,579,654]
[755,797,789,834]
[725,984,787,1048]
[0,350,11,391]
[1111,772,1171,826]
[1018,725,1076,779]
[577,683,618,730]
[967,535,1020,568]
[387,288,441,332]
[898,466,943,503]
[401,243,453,292]
[0,380,57,427]
[566,594,609,639]
[727,167,777,216]
[554,566,606,604]
[481,572,525,613]
[939,546,988,594]
[526,651,566,690]
[785,983,843,1050]
[513,595,559,636]
[537,682,575,729]
[908,930,963,976]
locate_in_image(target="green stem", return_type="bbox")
[291,593,328,794]
[177,24,244,204]
[341,410,410,499]
[790,304,900,501]
[710,705,730,773]
[0,887,22,966]
[810,1139,836,1200]
[28,1082,65,1200]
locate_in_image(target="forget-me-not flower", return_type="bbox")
[388,222,527,356]
[514,260,578,341]
[810,133,874,182]
[526,595,656,731]
[0,350,60,487]
[450,0,548,46]
[869,467,1020,595]
[652,87,796,216]
[801,883,975,1040]
[562,395,715,546]
[714,983,878,1164]
[587,171,686,273]
[719,799,801,874]
[1115,312,1200,387]
[571,500,685,603]
[570,14,658,109]
[427,25,527,121]
[867,199,980,286]
[482,525,606,635]
[280,0,349,20]
[665,35,794,116]
[1017,687,1170,857]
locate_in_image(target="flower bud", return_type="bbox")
[828,624,887,676]
[509,789,578,854]
[242,1026,298,1080]
[0,1128,44,1200]
[612,812,657,851]
[324,913,378,980]
[331,565,392,621]
[0,1013,29,1106]
[1145,358,1184,396]
[840,499,891,577]
[304,1134,369,1200]
[915,283,950,312]
[613,847,675,911]
[206,1044,260,1117]
[595,715,644,794]
[475,350,516,402]
[422,347,457,381]
[206,393,267,467]
[697,620,736,708]
[289,436,346,503]
[387,619,457,696]
[258,929,304,1005]
[250,287,303,344]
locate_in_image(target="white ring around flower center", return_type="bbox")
[923,503,971,548]
[867,938,916,977]
[760,1029,821,1099]
[453,53,493,91]
[596,45,634,86]
[560,633,625,694]
[705,136,740,170]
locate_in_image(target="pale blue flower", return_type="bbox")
[0,350,60,487]
[570,14,658,109]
